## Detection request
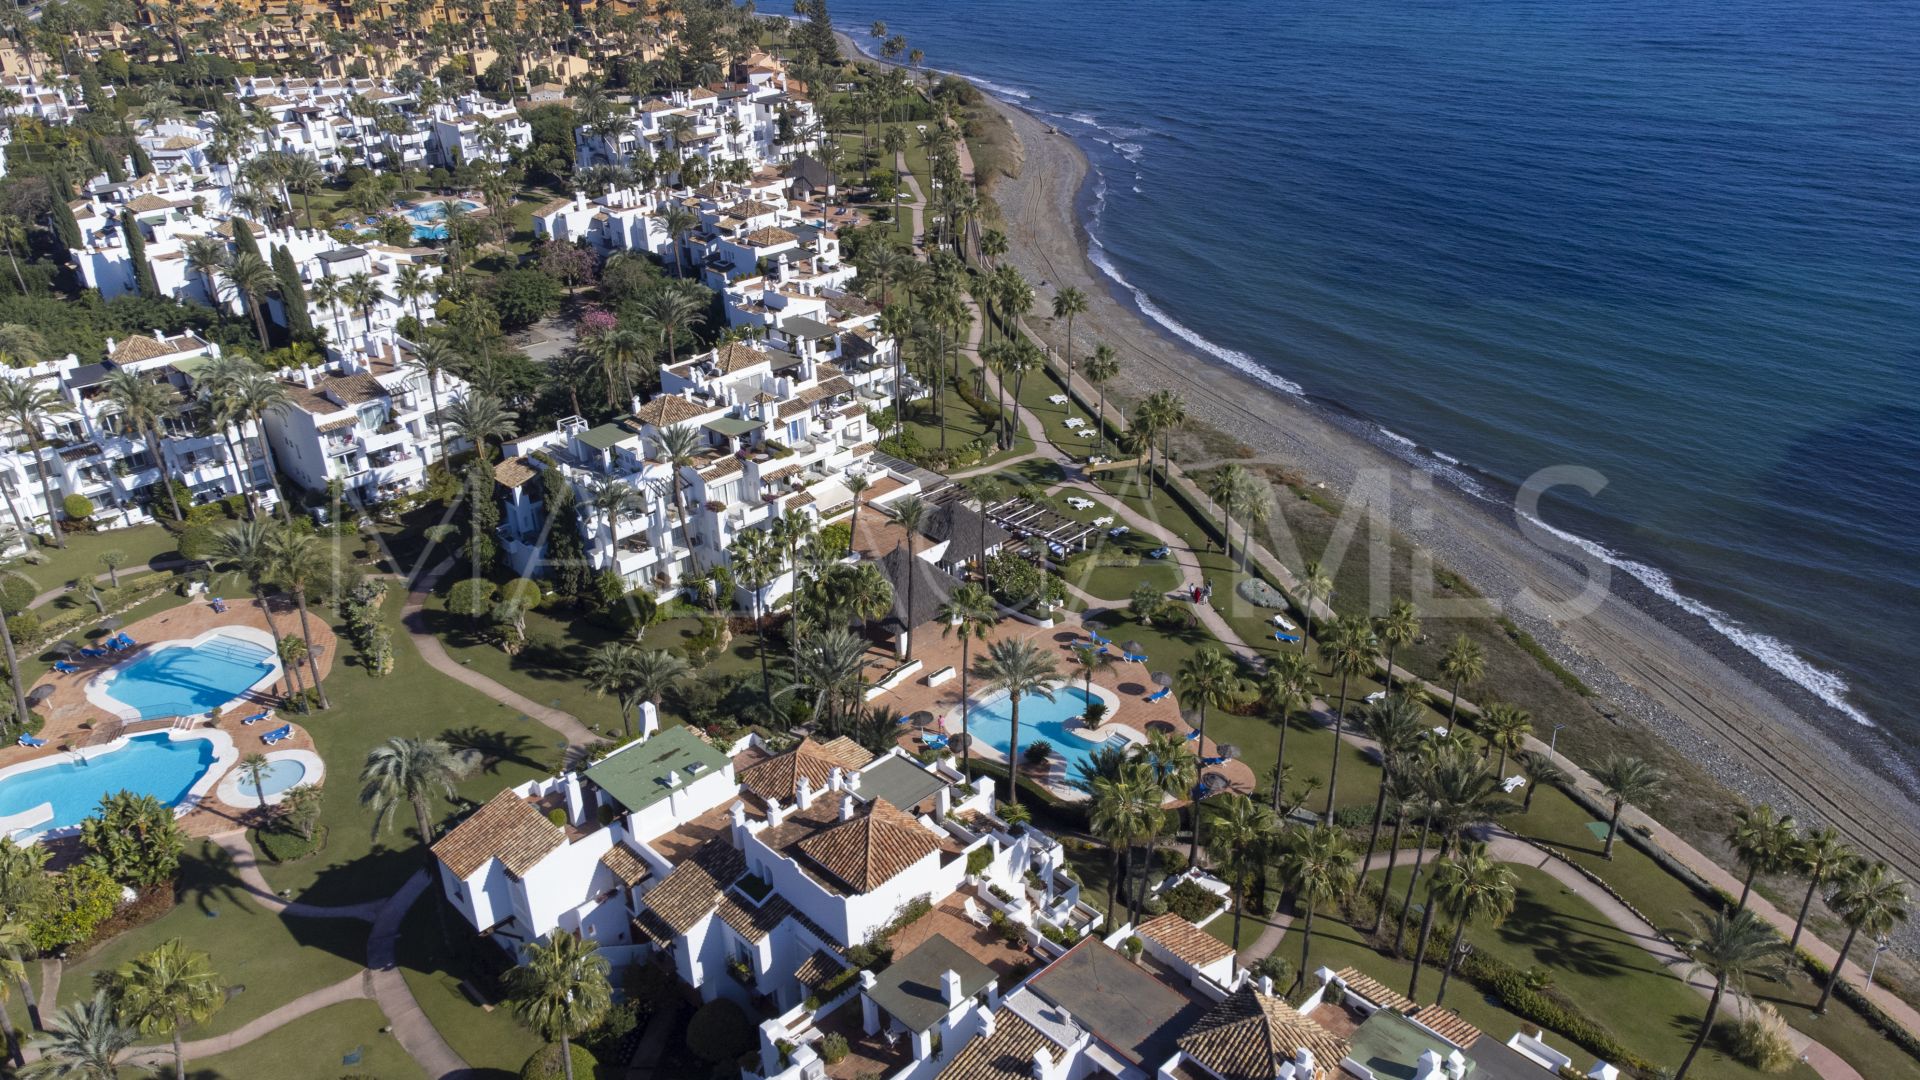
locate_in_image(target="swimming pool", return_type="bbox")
[0,732,226,838]
[962,684,1130,779]
[406,199,481,240]
[95,632,278,721]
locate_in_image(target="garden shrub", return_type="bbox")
[686,999,755,1064]
[176,522,222,562]
[1157,848,1189,876]
[1023,740,1053,766]
[28,864,120,950]
[1727,1002,1796,1072]
[62,494,93,520]
[517,1042,597,1080]
[80,791,183,887]
[1163,880,1220,922]
[819,1032,849,1065]
[966,846,992,877]
[6,611,38,645]
[253,824,325,863]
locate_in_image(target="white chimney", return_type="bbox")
[768,796,789,828]
[979,1009,995,1039]
[829,766,845,792]
[1258,975,1274,997]
[1293,1048,1314,1073]
[1029,1047,1052,1080]
[1446,1049,1468,1079]
[942,969,962,1006]
[729,801,748,849]
[796,775,815,811]
[844,769,862,794]
[839,795,856,822]
[1412,1049,1445,1080]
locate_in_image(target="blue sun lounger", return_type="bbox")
[79,647,107,659]
[922,734,949,750]
[1201,755,1228,766]
[242,711,272,726]
[1184,729,1202,741]
[1088,631,1112,646]
[17,733,46,747]
[115,634,136,649]
[261,724,293,745]
[1147,546,1169,559]
[53,661,78,673]
[1145,686,1171,703]
[1274,631,1301,644]
[1122,652,1148,663]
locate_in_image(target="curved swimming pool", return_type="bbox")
[96,632,277,721]
[0,732,223,838]
[406,199,482,240]
[963,684,1130,778]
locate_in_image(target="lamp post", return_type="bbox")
[1869,934,1892,988]
[1549,723,1567,763]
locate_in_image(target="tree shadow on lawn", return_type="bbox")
[1492,892,1640,980]
[442,726,545,774]
[168,846,371,969]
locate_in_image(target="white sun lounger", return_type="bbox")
[1092,515,1114,527]
[1048,394,1069,405]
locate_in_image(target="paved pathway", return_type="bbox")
[208,829,384,921]
[367,870,473,1079]
[399,559,598,751]
[28,557,191,609]
[127,974,370,1067]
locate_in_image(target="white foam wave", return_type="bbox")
[1380,428,1417,449]
[1068,112,1099,125]
[1113,142,1145,162]
[1519,511,1872,726]
[962,74,1031,100]
[1433,450,1461,465]
[1132,185,1143,194]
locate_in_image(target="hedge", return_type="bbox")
[29,575,178,649]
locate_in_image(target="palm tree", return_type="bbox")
[505,933,611,1080]
[583,643,642,738]
[1816,861,1909,1013]
[1480,702,1532,777]
[1515,749,1565,814]
[1674,909,1789,1080]
[972,637,1059,805]
[442,391,519,462]
[1358,693,1426,896]
[214,521,297,697]
[21,992,130,1080]
[1051,286,1088,409]
[283,154,325,227]
[1069,644,1114,703]
[628,649,689,718]
[729,528,780,712]
[1424,844,1517,1005]
[1202,463,1243,557]
[343,271,388,336]
[1295,559,1332,656]
[220,250,279,349]
[937,583,997,777]
[1130,730,1195,919]
[1593,755,1662,860]
[1174,646,1243,865]
[105,939,224,1079]
[0,921,36,1064]
[654,423,703,572]
[1082,344,1120,453]
[405,338,461,467]
[1369,767,1428,938]
[1258,651,1313,813]
[1438,634,1485,726]
[222,369,291,519]
[101,371,183,521]
[1727,804,1799,912]
[889,495,929,658]
[237,753,273,812]
[1322,614,1380,823]
[394,263,432,325]
[1276,825,1356,991]
[781,626,871,731]
[1207,794,1274,950]
[0,376,75,547]
[263,527,332,709]
[659,205,698,277]
[1400,749,1501,953]
[845,474,871,544]
[309,275,349,345]
[959,476,1002,587]
[1089,765,1160,925]
[183,235,229,312]
[1788,826,1854,953]
[359,736,470,845]
[1375,598,1419,689]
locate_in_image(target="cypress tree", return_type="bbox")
[48,174,83,258]
[121,209,158,299]
[231,216,262,261]
[463,457,501,574]
[540,466,591,600]
[128,134,153,178]
[270,245,312,338]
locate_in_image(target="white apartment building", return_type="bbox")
[574,78,816,177]
[429,93,532,168]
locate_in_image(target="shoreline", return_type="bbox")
[824,27,1920,940]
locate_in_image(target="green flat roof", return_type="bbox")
[704,416,765,437]
[858,756,947,813]
[577,423,632,451]
[866,934,995,1033]
[169,355,217,381]
[585,727,730,814]
[1347,1010,1466,1076]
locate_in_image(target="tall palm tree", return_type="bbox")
[937,583,997,777]
[105,939,224,1079]
[183,235,229,312]
[1277,825,1356,992]
[1788,826,1854,953]
[264,526,333,708]
[1438,634,1485,726]
[589,327,649,410]
[405,338,462,467]
[222,369,291,519]
[1375,598,1420,689]
[505,933,611,1080]
[1359,693,1426,897]
[659,205,698,277]
[1727,804,1799,913]
[654,423,703,572]
[1258,651,1313,813]
[959,476,1002,588]
[0,376,75,547]
[1069,644,1114,703]
[971,637,1059,806]
[583,643,642,738]
[1295,559,1332,657]
[194,355,260,519]
[1174,646,1244,865]
[21,992,130,1080]
[781,626,871,731]
[1816,861,1909,1013]
[1480,702,1532,777]
[359,736,470,845]
[1424,844,1518,1005]
[308,275,349,345]
[1370,767,1429,937]
[1051,286,1088,410]
[1082,343,1120,454]
[0,921,36,1064]
[628,649,689,719]
[729,527,780,712]
[393,263,431,325]
[220,250,279,349]
[1516,749,1565,814]
[1130,730,1195,919]
[213,521,297,696]
[888,495,929,658]
[1593,755,1662,860]
[1089,765,1160,925]
[342,270,388,336]
[442,391,519,462]
[1322,614,1380,823]
[1401,749,1501,955]
[1207,793,1274,950]
[283,154,325,227]
[1674,909,1788,1080]
[101,371,183,521]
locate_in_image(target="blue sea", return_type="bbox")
[830,0,1920,764]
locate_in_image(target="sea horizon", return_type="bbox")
[826,0,1920,772]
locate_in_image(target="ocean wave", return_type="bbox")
[1379,428,1417,449]
[1519,510,1873,727]
[1113,142,1145,162]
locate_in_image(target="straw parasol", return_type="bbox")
[1216,743,1240,761]
[97,617,119,633]
[26,684,54,706]
[909,710,936,731]
[1151,671,1172,687]
[1123,640,1145,657]
[48,640,79,658]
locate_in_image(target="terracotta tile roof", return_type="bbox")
[317,417,358,433]
[633,394,711,427]
[109,334,197,363]
[935,1010,1052,1080]
[1137,912,1234,969]
[794,798,938,894]
[716,889,793,943]
[123,193,177,213]
[710,341,771,374]
[1331,967,1414,1014]
[1176,988,1346,1080]
[794,949,844,995]
[736,737,873,804]
[535,196,574,216]
[600,844,652,887]
[745,226,796,247]
[700,455,743,481]
[636,838,744,939]
[431,790,565,879]
[1408,1005,1480,1049]
[494,455,538,489]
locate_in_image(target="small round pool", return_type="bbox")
[248,758,307,797]
[214,749,325,809]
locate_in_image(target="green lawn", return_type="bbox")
[189,999,430,1080]
[56,840,368,1040]
[394,887,538,1079]
[899,383,1036,468]
[8,525,183,610]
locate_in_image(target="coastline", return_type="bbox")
[825,30,1920,923]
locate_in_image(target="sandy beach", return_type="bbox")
[976,95,1920,894]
